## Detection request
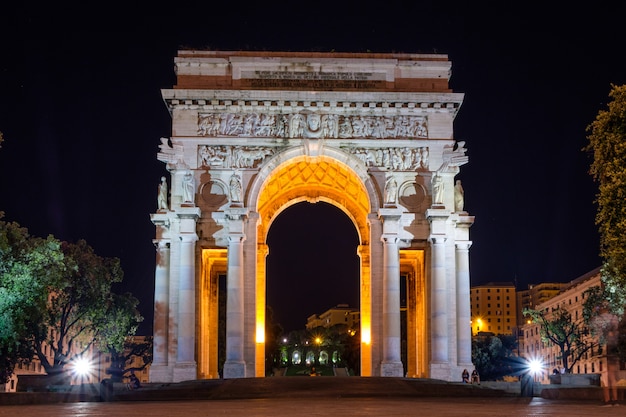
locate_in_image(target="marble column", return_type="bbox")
[379,210,403,377]
[430,235,448,363]
[173,232,198,382]
[152,240,170,367]
[223,232,247,378]
[455,241,473,366]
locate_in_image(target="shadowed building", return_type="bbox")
[306,304,360,331]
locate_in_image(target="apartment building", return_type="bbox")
[470,282,517,335]
[516,282,567,327]
[306,304,359,330]
[520,267,625,385]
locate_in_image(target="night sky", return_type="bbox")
[1,3,625,333]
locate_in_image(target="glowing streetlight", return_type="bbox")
[527,358,543,376]
[71,357,92,377]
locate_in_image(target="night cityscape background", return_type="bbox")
[1,3,625,333]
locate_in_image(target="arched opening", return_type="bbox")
[266,201,360,333]
[265,201,361,374]
[253,155,373,377]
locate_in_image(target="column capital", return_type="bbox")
[152,239,171,250]
[227,233,246,244]
[429,235,447,245]
[179,233,199,243]
[381,235,399,245]
[455,240,473,250]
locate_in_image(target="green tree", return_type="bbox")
[31,239,142,377]
[0,219,143,381]
[523,307,597,372]
[585,84,626,309]
[264,305,284,374]
[0,218,65,382]
[104,335,153,382]
[583,285,626,362]
[471,334,517,381]
[97,293,147,381]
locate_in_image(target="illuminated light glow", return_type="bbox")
[527,357,543,375]
[71,356,92,377]
[256,324,265,343]
[361,326,371,344]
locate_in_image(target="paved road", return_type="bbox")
[0,397,621,417]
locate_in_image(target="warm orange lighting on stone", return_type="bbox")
[256,326,265,344]
[361,325,371,344]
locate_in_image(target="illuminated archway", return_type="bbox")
[151,51,474,384]
[252,154,374,376]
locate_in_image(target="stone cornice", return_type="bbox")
[161,89,463,115]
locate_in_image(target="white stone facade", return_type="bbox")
[150,51,474,382]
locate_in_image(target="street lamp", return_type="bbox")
[71,356,92,379]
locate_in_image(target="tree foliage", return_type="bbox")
[583,285,626,362]
[585,84,626,308]
[0,218,143,381]
[471,334,517,381]
[0,218,65,382]
[523,307,597,372]
[105,335,153,382]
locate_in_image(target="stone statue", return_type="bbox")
[384,176,398,205]
[182,171,195,203]
[157,176,168,211]
[229,172,243,203]
[454,179,464,212]
[432,173,444,205]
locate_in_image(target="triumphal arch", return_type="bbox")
[149,50,474,382]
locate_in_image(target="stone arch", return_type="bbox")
[151,51,474,384]
[246,149,375,377]
[250,151,374,245]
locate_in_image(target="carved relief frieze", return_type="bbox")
[199,145,274,169]
[197,112,427,139]
[346,147,429,171]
